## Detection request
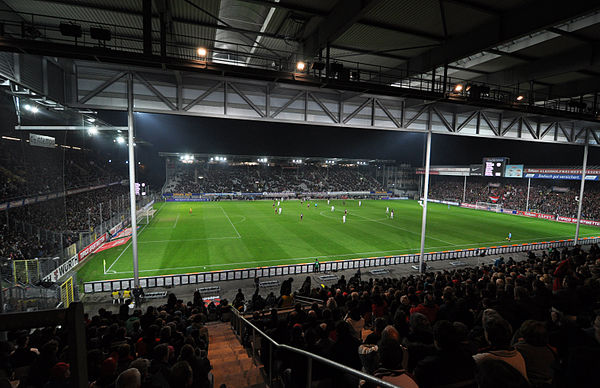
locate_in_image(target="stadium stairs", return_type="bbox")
[207,321,266,388]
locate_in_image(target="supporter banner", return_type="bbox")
[421,198,460,206]
[489,196,500,203]
[42,255,78,282]
[29,133,55,148]
[382,197,409,200]
[416,166,470,176]
[114,228,133,239]
[95,236,131,253]
[166,198,210,202]
[504,164,524,178]
[78,233,107,262]
[523,173,599,181]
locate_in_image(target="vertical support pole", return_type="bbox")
[66,302,88,388]
[419,112,433,273]
[462,175,467,203]
[127,74,140,286]
[268,342,273,387]
[575,133,589,244]
[526,178,531,211]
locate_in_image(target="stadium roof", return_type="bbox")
[0,0,599,113]
[158,152,396,165]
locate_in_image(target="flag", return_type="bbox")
[489,196,500,203]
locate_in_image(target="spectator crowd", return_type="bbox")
[428,176,600,221]
[244,244,600,387]
[164,163,384,194]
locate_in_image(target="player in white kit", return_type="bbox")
[331,205,335,212]
[278,207,282,215]
[342,215,346,223]
[359,200,362,207]
[390,210,394,219]
[386,206,389,214]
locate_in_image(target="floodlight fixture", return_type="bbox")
[516,95,524,101]
[454,84,464,92]
[88,126,98,135]
[197,47,207,57]
[116,136,125,144]
[296,61,306,71]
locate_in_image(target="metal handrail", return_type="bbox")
[230,307,402,388]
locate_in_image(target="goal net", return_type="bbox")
[136,207,157,225]
[476,202,501,212]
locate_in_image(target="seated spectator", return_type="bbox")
[473,310,528,381]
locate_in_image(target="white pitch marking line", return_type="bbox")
[109,232,599,275]
[173,214,180,229]
[139,236,240,243]
[219,206,241,238]
[104,202,165,274]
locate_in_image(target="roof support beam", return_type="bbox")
[302,0,386,58]
[399,0,600,75]
[479,42,600,86]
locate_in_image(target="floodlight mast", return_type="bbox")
[574,131,589,245]
[127,73,140,287]
[418,118,433,274]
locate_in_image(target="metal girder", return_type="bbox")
[228,82,266,117]
[375,99,401,128]
[308,92,338,123]
[343,98,372,124]
[78,71,126,104]
[134,72,177,111]
[398,0,600,75]
[183,82,223,111]
[480,42,600,86]
[302,0,386,58]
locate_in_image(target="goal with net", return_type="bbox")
[136,206,157,226]
[475,202,501,212]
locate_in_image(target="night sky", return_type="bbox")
[98,110,597,167]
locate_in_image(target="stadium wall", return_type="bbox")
[81,236,600,293]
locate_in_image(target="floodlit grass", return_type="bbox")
[77,199,599,282]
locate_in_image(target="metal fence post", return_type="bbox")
[269,342,273,386]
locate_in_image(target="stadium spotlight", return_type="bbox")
[296,61,306,71]
[116,136,125,144]
[454,84,464,92]
[88,126,98,135]
[197,47,207,57]
[86,118,96,123]
[516,95,525,101]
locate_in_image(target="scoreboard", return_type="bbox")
[483,157,508,177]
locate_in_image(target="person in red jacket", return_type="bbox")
[410,293,439,323]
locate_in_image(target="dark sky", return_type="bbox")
[99,110,597,167]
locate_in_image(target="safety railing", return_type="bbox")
[230,307,400,388]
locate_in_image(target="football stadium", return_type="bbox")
[1,1,600,388]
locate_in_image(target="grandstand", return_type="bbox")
[0,1,600,388]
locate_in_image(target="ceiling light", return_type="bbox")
[86,118,96,123]
[197,47,207,57]
[516,95,524,101]
[88,126,98,135]
[454,84,463,92]
[296,61,306,71]
[116,136,125,144]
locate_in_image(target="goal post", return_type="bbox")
[136,207,157,226]
[475,202,501,212]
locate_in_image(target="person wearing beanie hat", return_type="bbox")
[45,362,70,388]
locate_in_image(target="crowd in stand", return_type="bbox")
[0,139,124,202]
[245,244,600,387]
[0,185,130,260]
[0,292,231,388]
[164,163,384,194]
[428,176,600,221]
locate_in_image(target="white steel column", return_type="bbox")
[127,73,140,285]
[462,176,467,203]
[419,115,433,273]
[574,133,589,244]
[526,178,531,211]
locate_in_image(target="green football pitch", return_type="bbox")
[77,199,600,283]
